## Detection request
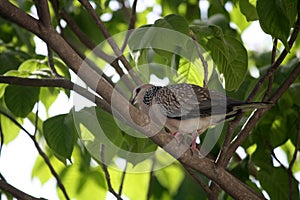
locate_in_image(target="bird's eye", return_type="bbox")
[135,88,141,94]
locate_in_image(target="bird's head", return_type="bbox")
[130,84,155,107]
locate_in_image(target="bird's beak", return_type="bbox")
[130,95,137,105]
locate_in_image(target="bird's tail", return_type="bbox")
[230,102,272,112]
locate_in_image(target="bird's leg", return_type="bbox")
[172,131,181,143]
[190,132,199,151]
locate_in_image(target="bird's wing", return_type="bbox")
[154,83,230,119]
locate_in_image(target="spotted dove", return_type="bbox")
[131,83,270,150]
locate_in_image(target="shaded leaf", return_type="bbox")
[239,0,258,21]
[257,0,297,48]
[4,85,40,118]
[43,114,77,161]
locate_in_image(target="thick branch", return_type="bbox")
[0,2,266,198]
[147,129,264,200]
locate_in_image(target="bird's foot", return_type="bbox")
[189,132,200,155]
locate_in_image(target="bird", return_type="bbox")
[130,83,270,150]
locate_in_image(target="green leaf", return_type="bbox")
[4,85,40,118]
[258,166,299,200]
[52,57,71,80]
[175,58,213,86]
[155,164,184,195]
[0,49,29,75]
[257,0,297,48]
[207,36,248,91]
[0,113,22,144]
[43,114,77,161]
[32,151,65,184]
[174,172,208,199]
[239,0,258,21]
[19,59,49,75]
[154,14,189,35]
[59,165,107,199]
[39,87,60,112]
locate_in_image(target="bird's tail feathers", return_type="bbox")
[230,102,272,112]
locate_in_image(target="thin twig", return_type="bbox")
[58,12,136,90]
[263,39,277,101]
[0,179,43,200]
[33,101,39,136]
[267,141,286,168]
[216,12,300,168]
[184,165,212,195]
[190,30,209,87]
[146,156,156,200]
[78,0,142,87]
[118,160,127,196]
[0,110,70,200]
[47,45,62,77]
[0,123,3,157]
[100,144,123,200]
[247,13,300,102]
[225,62,300,164]
[121,0,138,52]
[288,119,300,200]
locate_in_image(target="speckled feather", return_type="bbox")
[141,83,265,119]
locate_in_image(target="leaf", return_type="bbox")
[239,0,258,21]
[257,0,297,49]
[207,36,248,91]
[0,49,29,75]
[43,114,77,161]
[18,59,49,75]
[74,106,157,166]
[4,85,40,118]
[32,151,65,184]
[39,87,60,112]
[0,113,22,144]
[59,165,107,199]
[155,164,184,195]
[175,58,213,86]
[154,14,189,35]
[258,166,299,200]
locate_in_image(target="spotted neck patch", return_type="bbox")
[143,86,162,105]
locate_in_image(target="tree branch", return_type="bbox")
[0,179,43,200]
[215,12,300,168]
[100,144,123,200]
[288,119,300,200]
[0,76,111,113]
[0,2,268,198]
[184,165,212,195]
[225,62,300,164]
[121,0,138,52]
[0,0,41,35]
[78,0,142,87]
[118,160,127,196]
[247,13,300,102]
[0,110,70,200]
[33,0,52,29]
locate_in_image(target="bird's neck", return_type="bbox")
[143,86,161,106]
